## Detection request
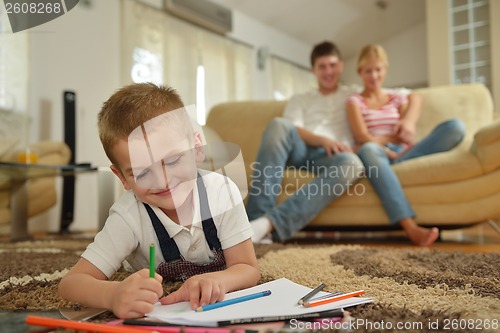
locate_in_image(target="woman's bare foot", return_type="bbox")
[400,218,439,246]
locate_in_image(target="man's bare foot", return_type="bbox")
[400,218,439,246]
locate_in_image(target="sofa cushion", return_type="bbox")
[207,101,286,165]
[3,140,71,165]
[392,148,484,185]
[0,207,9,225]
[0,138,19,161]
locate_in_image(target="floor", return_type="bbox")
[1,220,498,333]
[289,219,500,253]
[1,220,499,253]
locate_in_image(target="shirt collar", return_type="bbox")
[143,179,203,238]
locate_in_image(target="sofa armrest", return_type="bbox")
[473,119,500,145]
[3,140,71,165]
[470,119,500,172]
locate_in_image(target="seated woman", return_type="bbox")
[346,44,466,246]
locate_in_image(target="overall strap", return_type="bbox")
[197,173,222,251]
[143,203,181,262]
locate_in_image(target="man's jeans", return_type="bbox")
[357,119,466,224]
[246,118,364,241]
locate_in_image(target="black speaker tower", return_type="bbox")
[60,91,76,233]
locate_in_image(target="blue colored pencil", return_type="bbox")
[195,290,272,312]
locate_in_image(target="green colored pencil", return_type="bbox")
[149,243,155,278]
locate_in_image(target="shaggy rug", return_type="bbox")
[0,239,499,333]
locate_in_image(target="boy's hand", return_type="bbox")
[111,269,163,319]
[159,275,226,310]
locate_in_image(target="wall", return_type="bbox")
[426,0,498,109]
[27,0,120,233]
[226,10,311,100]
[343,22,428,89]
[425,0,451,87]
[136,0,312,100]
[24,0,430,233]
[25,0,311,233]
[228,7,429,96]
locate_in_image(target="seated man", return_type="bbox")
[247,41,364,243]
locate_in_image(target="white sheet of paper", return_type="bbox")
[147,278,373,327]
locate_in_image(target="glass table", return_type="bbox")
[0,162,98,241]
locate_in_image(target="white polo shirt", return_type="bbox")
[284,85,358,148]
[284,86,410,149]
[82,170,253,278]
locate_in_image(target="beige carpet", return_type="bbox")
[1,239,499,332]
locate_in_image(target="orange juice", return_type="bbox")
[17,150,39,164]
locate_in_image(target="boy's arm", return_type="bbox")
[217,238,260,290]
[160,239,260,310]
[58,257,163,319]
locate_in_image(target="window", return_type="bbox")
[0,10,28,113]
[122,1,252,125]
[131,47,163,85]
[270,56,315,100]
[450,0,491,90]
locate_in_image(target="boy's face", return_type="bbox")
[111,110,204,215]
[311,55,344,93]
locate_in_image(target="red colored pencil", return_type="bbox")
[303,290,365,307]
[26,315,155,333]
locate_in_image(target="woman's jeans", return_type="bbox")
[246,118,364,241]
[356,119,466,224]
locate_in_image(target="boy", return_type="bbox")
[58,83,260,319]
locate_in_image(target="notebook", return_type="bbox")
[147,278,373,327]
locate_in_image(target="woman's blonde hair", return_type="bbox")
[357,44,389,72]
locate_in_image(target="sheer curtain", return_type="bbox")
[270,56,316,100]
[121,0,252,124]
[0,8,29,145]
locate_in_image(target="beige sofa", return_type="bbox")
[205,83,500,230]
[0,107,71,229]
[0,141,71,226]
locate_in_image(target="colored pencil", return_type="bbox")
[149,243,155,278]
[116,319,247,332]
[195,290,271,312]
[297,283,325,305]
[303,290,365,307]
[26,315,152,333]
[309,291,343,302]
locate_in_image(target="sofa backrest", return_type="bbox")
[206,83,494,179]
[414,83,493,141]
[207,100,286,172]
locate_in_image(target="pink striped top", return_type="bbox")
[347,93,408,137]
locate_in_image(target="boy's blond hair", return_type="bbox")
[98,83,186,166]
[357,44,389,72]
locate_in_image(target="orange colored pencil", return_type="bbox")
[303,290,365,307]
[26,315,154,333]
